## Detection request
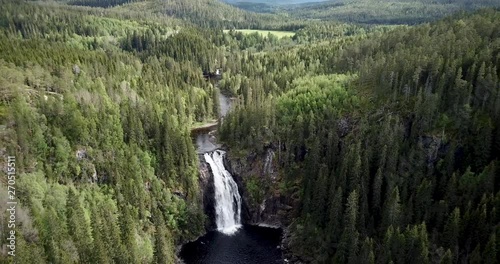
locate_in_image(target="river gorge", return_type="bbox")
[183,89,285,263]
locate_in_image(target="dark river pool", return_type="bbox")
[180,225,283,264]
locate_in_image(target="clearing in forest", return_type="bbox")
[223,29,295,38]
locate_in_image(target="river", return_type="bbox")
[180,225,283,264]
[191,89,232,154]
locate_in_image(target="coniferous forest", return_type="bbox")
[0,0,499,263]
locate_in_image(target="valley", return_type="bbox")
[0,0,499,264]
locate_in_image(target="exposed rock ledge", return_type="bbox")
[223,147,304,263]
[223,148,291,228]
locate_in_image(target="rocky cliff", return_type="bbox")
[198,155,217,231]
[224,147,292,227]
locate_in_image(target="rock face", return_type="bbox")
[420,135,448,166]
[223,147,303,262]
[72,64,80,75]
[281,229,307,264]
[223,148,292,228]
[198,155,217,231]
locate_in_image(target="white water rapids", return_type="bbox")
[204,150,242,235]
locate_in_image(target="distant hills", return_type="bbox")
[221,0,329,5]
[57,0,295,28]
[41,0,500,26]
[224,0,500,25]
[285,0,500,24]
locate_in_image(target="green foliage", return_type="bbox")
[245,175,267,209]
[223,29,295,39]
[0,1,209,262]
[69,0,144,8]
[281,0,500,25]
[220,8,500,263]
[2,0,500,263]
[277,74,358,127]
[150,0,295,29]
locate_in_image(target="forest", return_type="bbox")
[219,8,500,264]
[228,0,500,25]
[0,0,499,263]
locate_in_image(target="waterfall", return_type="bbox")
[204,150,242,235]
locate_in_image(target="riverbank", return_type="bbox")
[191,121,218,133]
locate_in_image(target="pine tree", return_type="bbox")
[90,204,112,264]
[342,190,359,264]
[313,165,329,226]
[440,249,453,264]
[359,237,375,264]
[327,186,343,246]
[404,223,429,264]
[153,208,173,264]
[483,231,497,263]
[15,232,44,263]
[382,187,401,231]
[66,188,92,263]
[443,207,460,252]
[469,244,482,264]
[119,205,139,263]
[372,167,383,217]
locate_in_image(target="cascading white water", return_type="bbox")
[204,150,242,235]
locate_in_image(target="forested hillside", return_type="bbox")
[219,9,500,263]
[0,1,319,262]
[0,1,224,262]
[60,0,296,29]
[232,0,500,25]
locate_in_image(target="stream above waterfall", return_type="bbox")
[191,89,231,154]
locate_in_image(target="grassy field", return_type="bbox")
[223,29,295,38]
